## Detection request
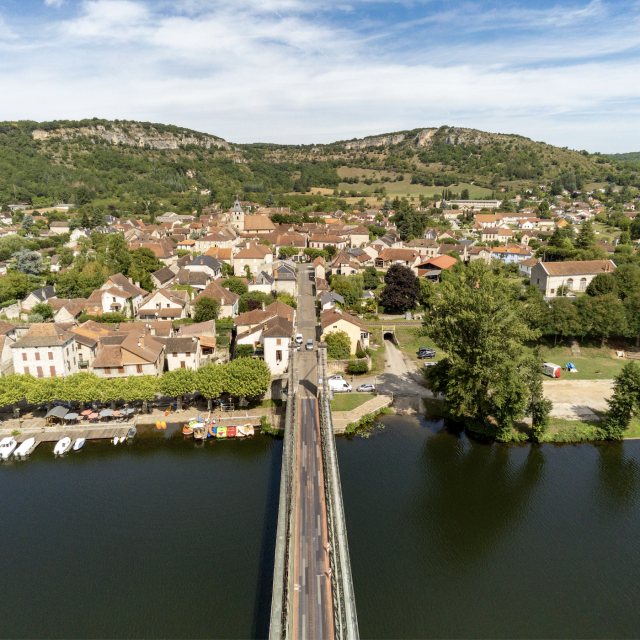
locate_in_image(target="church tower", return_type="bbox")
[230,195,245,231]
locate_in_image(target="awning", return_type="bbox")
[46,406,69,419]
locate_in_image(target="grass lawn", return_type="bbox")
[530,339,627,380]
[331,393,375,412]
[393,326,447,367]
[545,415,640,441]
[367,327,387,375]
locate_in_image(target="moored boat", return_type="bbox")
[54,437,72,455]
[0,437,17,460]
[227,426,236,438]
[182,423,194,436]
[216,426,227,438]
[208,425,217,438]
[72,438,86,451]
[126,427,137,440]
[193,425,205,440]
[14,437,35,458]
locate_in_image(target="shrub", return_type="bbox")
[347,361,368,374]
[325,330,351,359]
[355,349,368,359]
[235,344,254,358]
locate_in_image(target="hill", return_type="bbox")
[1,119,638,216]
[607,151,640,163]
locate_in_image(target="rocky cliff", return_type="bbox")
[32,123,231,151]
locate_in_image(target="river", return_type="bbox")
[2,417,640,638]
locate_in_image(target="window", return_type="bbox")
[37,366,43,378]
[67,361,71,370]
[580,278,587,290]
[66,347,69,356]
[567,278,573,290]
[180,361,185,369]
[35,352,40,361]
[361,332,369,340]
[118,367,124,374]
[276,350,282,364]
[48,352,53,360]
[136,365,143,373]
[551,289,555,294]
[276,338,281,345]
[105,367,111,374]
[73,358,76,365]
[173,352,177,358]
[24,366,29,374]
[22,352,27,362]
[50,366,56,377]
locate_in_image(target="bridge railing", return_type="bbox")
[317,344,360,640]
[269,347,298,640]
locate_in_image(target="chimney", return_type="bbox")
[221,297,225,306]
[128,277,133,284]
[135,281,140,288]
[246,242,250,249]
[262,301,266,312]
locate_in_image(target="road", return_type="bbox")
[291,264,334,640]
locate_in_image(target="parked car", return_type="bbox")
[356,383,376,393]
[295,333,303,345]
[418,348,436,359]
[423,361,438,368]
[329,374,344,381]
[306,338,314,350]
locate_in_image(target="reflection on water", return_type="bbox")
[419,424,545,567]
[337,414,640,639]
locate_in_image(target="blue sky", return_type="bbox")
[0,0,639,151]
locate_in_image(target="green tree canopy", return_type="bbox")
[196,364,225,408]
[222,277,248,296]
[159,368,196,399]
[224,358,271,398]
[422,261,541,441]
[325,330,351,359]
[380,264,420,314]
[193,296,220,322]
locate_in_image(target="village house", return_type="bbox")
[11,324,79,378]
[91,331,165,378]
[519,257,540,278]
[321,292,344,311]
[234,301,296,335]
[137,289,190,320]
[192,280,240,318]
[490,245,532,264]
[308,234,347,251]
[416,255,458,281]
[531,260,617,296]
[151,266,177,289]
[164,337,201,371]
[21,286,56,313]
[49,221,70,235]
[405,239,440,258]
[320,308,370,354]
[481,227,514,243]
[184,255,223,280]
[374,248,421,273]
[233,242,273,276]
[330,252,362,276]
[84,274,147,317]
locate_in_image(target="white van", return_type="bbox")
[329,379,352,393]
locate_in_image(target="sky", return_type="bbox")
[0,0,639,152]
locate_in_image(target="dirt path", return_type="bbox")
[544,379,614,420]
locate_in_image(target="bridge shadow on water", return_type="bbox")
[252,436,283,639]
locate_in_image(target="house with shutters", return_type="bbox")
[308,234,347,251]
[98,274,147,316]
[11,323,79,378]
[151,266,177,289]
[374,248,421,273]
[235,314,294,375]
[233,242,273,276]
[192,280,240,318]
[481,227,514,243]
[164,337,201,371]
[137,289,190,320]
[320,308,370,354]
[184,255,223,280]
[21,286,56,313]
[90,331,165,378]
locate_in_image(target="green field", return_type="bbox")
[337,177,493,200]
[331,393,375,412]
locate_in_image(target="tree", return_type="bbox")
[129,247,163,275]
[26,376,63,411]
[61,372,103,407]
[13,248,43,275]
[380,264,420,314]
[276,292,297,309]
[325,245,337,259]
[625,294,640,346]
[586,273,617,296]
[0,271,31,303]
[419,278,438,310]
[31,303,54,320]
[325,330,351,359]
[521,349,553,442]
[460,188,469,200]
[614,263,640,300]
[127,375,158,413]
[0,373,34,414]
[278,246,299,260]
[266,192,276,207]
[224,358,271,399]
[422,261,540,441]
[22,214,34,232]
[303,248,328,261]
[193,296,220,322]
[547,297,580,345]
[236,344,255,358]
[362,266,380,289]
[100,377,128,410]
[576,219,596,250]
[221,262,234,277]
[588,294,627,346]
[347,360,368,374]
[604,362,640,439]
[221,277,248,296]
[244,264,252,279]
[196,364,226,410]
[159,368,196,411]
[106,233,132,275]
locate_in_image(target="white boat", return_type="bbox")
[73,438,86,451]
[0,436,17,460]
[54,437,72,455]
[14,437,35,458]
[119,436,126,444]
[113,436,119,445]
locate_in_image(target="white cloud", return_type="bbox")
[1,0,639,152]
[44,0,65,7]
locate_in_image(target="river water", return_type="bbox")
[2,417,640,638]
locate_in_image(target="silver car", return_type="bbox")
[306,339,314,350]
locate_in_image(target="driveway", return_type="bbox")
[356,339,434,398]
